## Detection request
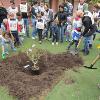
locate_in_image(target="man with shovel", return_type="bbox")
[82,10,97,55]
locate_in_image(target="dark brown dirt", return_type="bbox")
[0,52,83,100]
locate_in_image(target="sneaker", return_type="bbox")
[39,41,42,44]
[89,44,92,49]
[83,50,89,56]
[56,42,58,45]
[48,38,52,41]
[44,37,47,40]
[52,42,54,45]
[32,37,35,40]
[35,36,38,39]
[12,48,17,52]
[5,51,9,55]
[81,49,85,52]
[2,53,6,59]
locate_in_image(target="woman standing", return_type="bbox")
[0,1,7,34]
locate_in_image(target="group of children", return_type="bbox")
[0,0,100,59]
[0,12,25,59]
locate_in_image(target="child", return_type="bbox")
[67,10,83,51]
[41,12,47,39]
[36,13,45,44]
[0,32,16,59]
[6,13,20,46]
[65,16,72,42]
[17,12,25,44]
[51,19,59,45]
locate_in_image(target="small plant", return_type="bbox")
[26,45,46,71]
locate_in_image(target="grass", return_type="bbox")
[0,34,100,100]
[45,36,100,100]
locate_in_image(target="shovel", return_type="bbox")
[84,45,100,69]
[84,54,100,69]
[68,36,83,55]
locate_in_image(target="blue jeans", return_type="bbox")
[43,22,52,38]
[1,23,6,32]
[83,36,91,53]
[59,25,65,42]
[32,18,37,37]
[23,18,29,37]
[1,38,15,53]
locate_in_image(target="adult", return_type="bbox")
[31,1,39,39]
[63,0,73,16]
[82,10,97,55]
[44,4,53,39]
[0,1,7,34]
[54,5,67,43]
[7,1,18,18]
[19,0,30,37]
[77,0,88,12]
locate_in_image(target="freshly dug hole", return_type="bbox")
[0,52,83,100]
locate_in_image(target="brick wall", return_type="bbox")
[2,0,21,8]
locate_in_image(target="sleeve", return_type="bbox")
[83,3,88,12]
[49,10,54,21]
[54,12,58,20]
[0,23,1,28]
[82,17,90,36]
[31,7,37,17]
[1,37,5,45]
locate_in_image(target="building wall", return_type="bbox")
[2,0,79,13]
[2,0,21,8]
[50,0,79,12]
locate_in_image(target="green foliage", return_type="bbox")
[89,0,100,3]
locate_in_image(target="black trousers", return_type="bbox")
[37,29,43,41]
[68,40,79,50]
[11,31,20,45]
[45,22,52,38]
[52,33,58,42]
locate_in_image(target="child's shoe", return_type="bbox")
[52,42,54,45]
[2,53,6,59]
[39,41,42,44]
[32,37,35,40]
[56,42,58,45]
[5,51,9,55]
[83,50,89,56]
[12,48,17,52]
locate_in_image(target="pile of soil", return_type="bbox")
[0,52,83,100]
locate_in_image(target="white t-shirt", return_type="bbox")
[36,19,45,29]
[7,6,18,18]
[20,3,28,13]
[77,3,83,11]
[18,19,25,34]
[38,6,45,12]
[8,19,18,31]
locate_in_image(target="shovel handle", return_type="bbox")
[77,36,83,48]
[91,54,100,66]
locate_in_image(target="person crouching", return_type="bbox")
[6,13,20,47]
[67,10,83,51]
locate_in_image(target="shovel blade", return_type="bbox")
[68,50,79,55]
[83,66,97,69]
